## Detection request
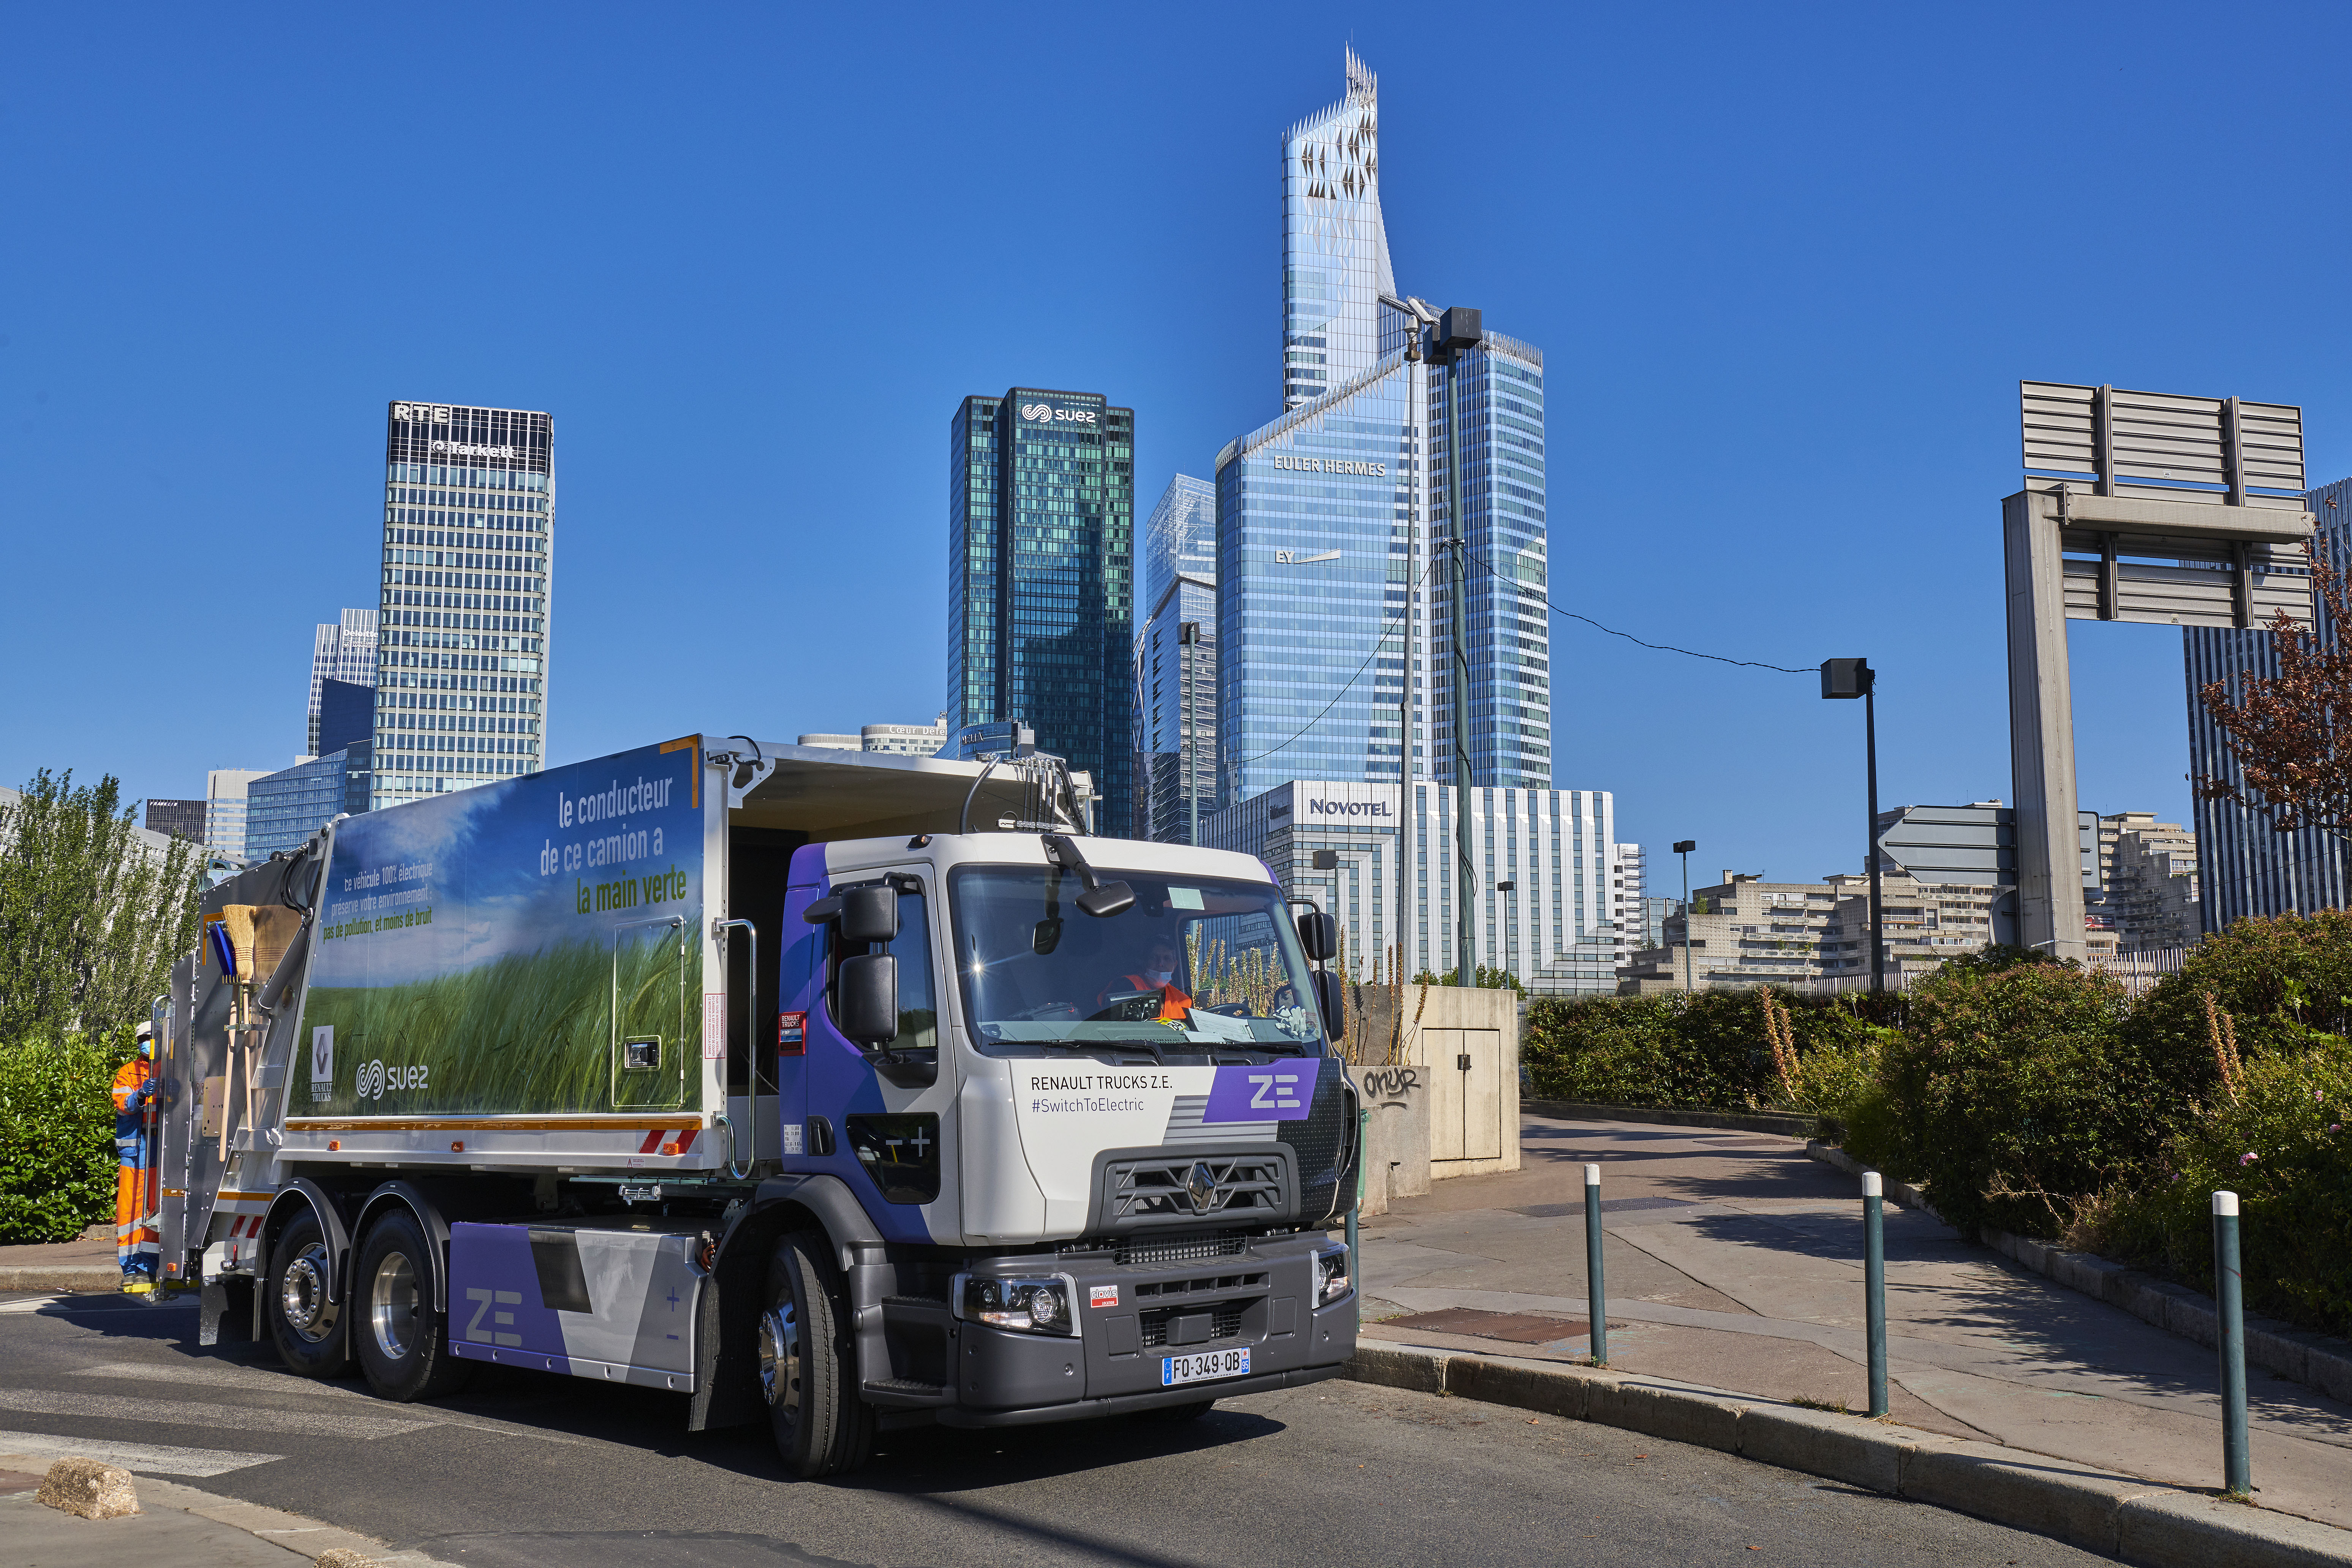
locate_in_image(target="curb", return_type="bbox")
[0,1266,124,1293]
[1344,1342,2352,1566]
[0,1452,459,1567]
[1803,1142,2352,1407]
[1522,1099,1829,1140]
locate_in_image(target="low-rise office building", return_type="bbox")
[1617,869,2001,993]
[245,745,375,860]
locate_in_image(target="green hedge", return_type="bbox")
[2086,1042,2352,1338]
[1521,989,1895,1116]
[0,1034,133,1245]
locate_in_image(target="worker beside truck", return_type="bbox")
[138,736,1359,1477]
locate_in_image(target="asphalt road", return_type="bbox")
[1,1290,2108,1567]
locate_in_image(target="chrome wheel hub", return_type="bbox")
[280,1244,338,1344]
[368,1249,418,1363]
[757,1302,801,1415]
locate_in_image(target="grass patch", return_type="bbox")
[297,931,701,1115]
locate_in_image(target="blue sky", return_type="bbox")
[6,3,2348,885]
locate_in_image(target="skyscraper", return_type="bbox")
[1220,52,1552,810]
[1135,476,1219,842]
[949,388,1135,831]
[372,402,553,809]
[2185,474,2352,928]
[204,768,267,865]
[307,608,379,756]
[1212,49,1569,977]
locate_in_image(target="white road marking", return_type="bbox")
[0,1429,283,1476]
[73,1361,376,1400]
[0,1296,167,1315]
[0,1389,433,1439]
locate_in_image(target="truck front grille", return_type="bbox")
[1100,1153,1288,1230]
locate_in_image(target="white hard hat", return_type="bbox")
[136,1021,154,1040]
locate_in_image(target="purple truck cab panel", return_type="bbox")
[448,1221,571,1372]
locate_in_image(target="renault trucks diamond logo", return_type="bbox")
[1185,1162,1219,1211]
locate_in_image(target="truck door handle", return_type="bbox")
[807,1116,836,1156]
[1457,1054,1472,1073]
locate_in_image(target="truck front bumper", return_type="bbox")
[945,1231,1356,1420]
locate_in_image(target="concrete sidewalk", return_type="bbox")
[0,1224,126,1293]
[1359,1112,2352,1532]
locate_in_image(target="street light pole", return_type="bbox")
[1821,659,1884,995]
[1673,839,1696,992]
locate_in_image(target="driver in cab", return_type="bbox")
[1099,935,1193,1022]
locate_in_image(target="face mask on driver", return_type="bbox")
[1146,966,1174,986]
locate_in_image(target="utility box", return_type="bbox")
[1399,985,1520,1179]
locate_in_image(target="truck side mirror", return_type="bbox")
[1313,967,1346,1042]
[839,886,899,945]
[836,954,899,1045]
[1296,911,1337,963]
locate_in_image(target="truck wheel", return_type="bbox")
[352,1209,472,1403]
[761,1230,874,1477]
[265,1212,348,1379]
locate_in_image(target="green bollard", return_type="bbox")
[2214,1189,2251,1496]
[1863,1171,1888,1418]
[1584,1163,1608,1366]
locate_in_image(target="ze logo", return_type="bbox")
[309,1026,334,1102]
[463,1287,523,1347]
[1247,1072,1304,1113]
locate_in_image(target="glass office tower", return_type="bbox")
[1135,476,1219,842]
[1220,52,1553,809]
[948,388,1136,833]
[1282,46,1393,411]
[372,402,553,808]
[307,609,378,757]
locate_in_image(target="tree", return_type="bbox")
[0,770,202,1042]
[2197,545,2352,842]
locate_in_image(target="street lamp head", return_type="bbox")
[1672,839,1696,855]
[1821,658,1874,700]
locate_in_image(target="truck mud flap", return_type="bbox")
[691,1173,885,1432]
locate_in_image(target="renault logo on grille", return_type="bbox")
[1185,1162,1220,1211]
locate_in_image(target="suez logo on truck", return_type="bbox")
[308,1026,426,1103]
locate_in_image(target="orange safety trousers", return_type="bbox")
[112,1059,158,1277]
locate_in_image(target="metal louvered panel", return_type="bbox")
[2021,381,2306,510]
[2059,558,2314,630]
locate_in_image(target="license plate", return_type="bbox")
[1161,1347,1251,1387]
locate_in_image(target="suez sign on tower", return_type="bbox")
[1017,402,1099,426]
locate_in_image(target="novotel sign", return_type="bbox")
[1018,402,1099,426]
[1271,454,1387,477]
[1305,797,1394,819]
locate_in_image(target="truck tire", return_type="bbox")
[352,1209,472,1403]
[265,1211,348,1379]
[760,1230,875,1477]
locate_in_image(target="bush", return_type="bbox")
[2082,1041,2352,1339]
[1522,989,1896,1114]
[0,1034,133,1244]
[1867,961,2180,1239]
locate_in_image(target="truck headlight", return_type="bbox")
[1316,1246,1351,1307]
[959,1274,1076,1336]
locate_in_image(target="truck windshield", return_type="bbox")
[948,866,1326,1056]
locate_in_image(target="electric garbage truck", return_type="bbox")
[149,735,1359,1475]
